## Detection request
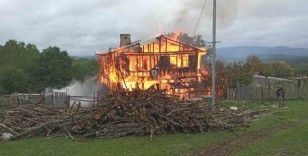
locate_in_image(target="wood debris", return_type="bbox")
[0,90,258,141]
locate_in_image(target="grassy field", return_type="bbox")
[0,98,307,156]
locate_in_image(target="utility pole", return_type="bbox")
[211,0,217,108]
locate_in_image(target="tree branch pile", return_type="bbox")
[0,90,258,141]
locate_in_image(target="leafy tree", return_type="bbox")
[71,59,98,81]
[24,43,40,71]
[192,35,206,47]
[0,40,26,68]
[0,40,41,93]
[30,46,73,91]
[225,60,254,87]
[0,40,39,70]
[260,63,273,77]
[201,60,228,97]
[0,66,29,94]
[0,40,101,94]
[245,55,263,73]
[175,33,207,47]
[293,63,308,76]
[267,61,294,78]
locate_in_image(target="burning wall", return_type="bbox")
[96,33,210,99]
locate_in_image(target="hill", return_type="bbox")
[217,46,308,61]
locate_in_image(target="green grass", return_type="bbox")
[236,122,308,156]
[249,99,308,130]
[0,98,308,156]
[0,132,232,156]
[233,99,308,156]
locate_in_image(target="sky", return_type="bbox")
[0,0,307,56]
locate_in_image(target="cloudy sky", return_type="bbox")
[0,0,307,56]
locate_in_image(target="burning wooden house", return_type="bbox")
[96,33,210,99]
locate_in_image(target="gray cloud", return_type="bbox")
[0,0,307,56]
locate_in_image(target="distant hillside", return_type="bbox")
[217,46,308,61]
[260,54,308,65]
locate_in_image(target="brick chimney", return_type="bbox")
[120,34,131,47]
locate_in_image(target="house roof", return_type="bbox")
[96,35,206,55]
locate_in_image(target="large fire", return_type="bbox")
[96,32,211,99]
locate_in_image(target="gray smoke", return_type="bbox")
[174,0,245,32]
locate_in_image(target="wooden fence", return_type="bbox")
[226,80,308,101]
[0,91,101,112]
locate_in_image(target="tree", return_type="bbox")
[294,63,308,76]
[0,40,39,70]
[71,59,98,81]
[0,40,41,93]
[30,46,73,91]
[24,43,40,71]
[225,60,254,87]
[201,61,228,98]
[173,33,207,47]
[245,55,263,74]
[0,66,29,94]
[0,40,26,69]
[268,61,295,78]
[192,35,206,47]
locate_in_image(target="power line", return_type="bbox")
[193,0,208,36]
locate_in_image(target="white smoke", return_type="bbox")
[51,76,101,107]
[57,76,100,97]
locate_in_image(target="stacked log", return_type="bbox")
[0,90,257,141]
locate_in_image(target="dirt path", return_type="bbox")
[196,121,301,156]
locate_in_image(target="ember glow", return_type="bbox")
[96,33,211,99]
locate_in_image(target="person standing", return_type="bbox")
[276,85,286,107]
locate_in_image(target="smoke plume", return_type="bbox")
[173,0,245,32]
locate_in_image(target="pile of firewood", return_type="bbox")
[0,90,257,141]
